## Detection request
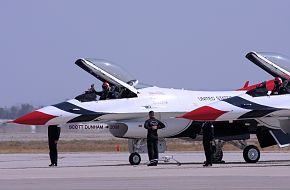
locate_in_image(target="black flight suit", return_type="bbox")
[278,84,290,95]
[48,125,61,166]
[144,117,165,165]
[96,89,114,100]
[202,122,214,166]
[271,82,280,95]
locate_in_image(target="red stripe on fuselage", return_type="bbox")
[12,111,57,125]
[177,106,227,121]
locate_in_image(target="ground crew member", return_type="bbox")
[48,125,61,167]
[202,122,214,167]
[144,111,165,166]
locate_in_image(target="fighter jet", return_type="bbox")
[179,52,290,163]
[11,52,284,164]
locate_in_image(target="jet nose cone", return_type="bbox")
[177,106,227,121]
[12,111,57,125]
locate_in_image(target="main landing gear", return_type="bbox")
[215,140,260,163]
[243,145,260,163]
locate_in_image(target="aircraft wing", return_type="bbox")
[75,58,138,95]
[246,51,290,80]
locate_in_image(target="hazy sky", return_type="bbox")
[1,0,290,107]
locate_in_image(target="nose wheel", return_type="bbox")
[129,152,141,165]
[243,145,260,163]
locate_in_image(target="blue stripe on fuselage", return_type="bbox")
[53,101,98,115]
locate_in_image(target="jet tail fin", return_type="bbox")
[243,81,249,88]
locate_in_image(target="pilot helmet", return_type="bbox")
[102,82,110,89]
[274,77,282,85]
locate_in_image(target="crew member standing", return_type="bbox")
[48,125,61,167]
[202,122,214,167]
[144,111,165,166]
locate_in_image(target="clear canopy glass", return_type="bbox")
[255,52,290,79]
[85,59,136,84]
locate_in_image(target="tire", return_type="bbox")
[212,146,223,162]
[243,145,260,163]
[129,152,141,165]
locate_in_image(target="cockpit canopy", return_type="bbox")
[76,59,138,87]
[245,52,290,97]
[74,58,152,102]
[246,52,290,80]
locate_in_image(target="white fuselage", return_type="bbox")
[36,86,245,138]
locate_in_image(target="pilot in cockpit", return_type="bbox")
[278,80,290,95]
[81,84,97,101]
[271,77,282,95]
[75,82,114,102]
[87,84,97,94]
[97,82,114,100]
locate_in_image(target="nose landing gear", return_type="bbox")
[129,152,141,165]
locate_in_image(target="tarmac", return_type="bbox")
[0,152,290,190]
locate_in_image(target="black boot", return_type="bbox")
[147,160,158,166]
[203,162,212,167]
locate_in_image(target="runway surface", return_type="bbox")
[1,151,290,190]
